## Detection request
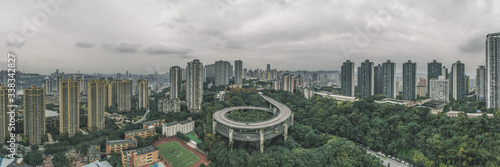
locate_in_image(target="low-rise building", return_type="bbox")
[142,119,165,129]
[124,129,155,140]
[82,160,113,167]
[121,146,159,167]
[88,145,101,163]
[162,120,195,137]
[105,138,137,155]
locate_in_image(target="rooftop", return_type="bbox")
[106,139,137,146]
[142,119,163,126]
[164,120,193,127]
[124,128,152,135]
[122,146,158,156]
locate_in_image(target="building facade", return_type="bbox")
[124,129,155,140]
[358,60,374,97]
[450,61,465,101]
[215,60,231,86]
[187,59,203,112]
[170,66,182,100]
[403,60,417,100]
[0,86,7,144]
[108,80,132,112]
[235,60,243,85]
[477,65,487,101]
[45,79,53,94]
[162,120,195,137]
[341,60,355,96]
[106,138,137,155]
[137,79,149,109]
[88,79,106,131]
[427,60,442,97]
[487,33,500,108]
[59,78,80,136]
[23,85,46,145]
[283,73,294,93]
[430,75,450,103]
[121,146,159,167]
[381,60,396,98]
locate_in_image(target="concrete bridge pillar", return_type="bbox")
[229,128,234,150]
[291,114,294,126]
[273,107,277,116]
[212,121,217,134]
[260,129,264,152]
[284,122,288,141]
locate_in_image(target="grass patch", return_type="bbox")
[156,141,199,167]
[185,131,202,144]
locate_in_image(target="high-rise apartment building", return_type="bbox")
[341,60,355,96]
[450,61,465,101]
[187,59,203,112]
[88,79,106,131]
[56,74,64,92]
[374,64,382,95]
[0,86,9,144]
[24,85,46,145]
[358,59,374,97]
[235,60,243,85]
[477,66,487,101]
[430,75,449,103]
[427,60,442,97]
[403,60,417,100]
[170,66,182,100]
[59,78,80,136]
[215,60,231,86]
[487,33,500,108]
[108,80,132,112]
[381,60,396,98]
[137,79,149,109]
[267,64,271,72]
[283,73,294,93]
[45,79,53,94]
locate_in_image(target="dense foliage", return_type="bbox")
[267,90,500,166]
[225,109,274,122]
[196,89,382,167]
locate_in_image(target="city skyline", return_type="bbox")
[1,1,499,76]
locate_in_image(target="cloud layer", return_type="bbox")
[0,0,499,75]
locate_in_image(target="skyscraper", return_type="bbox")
[487,33,500,108]
[427,60,442,97]
[24,85,46,145]
[59,78,80,136]
[403,60,416,100]
[215,60,231,86]
[170,66,182,100]
[450,61,465,101]
[477,66,487,101]
[430,75,449,102]
[283,73,294,93]
[204,64,216,80]
[137,79,149,109]
[267,64,271,72]
[374,64,382,95]
[341,60,355,96]
[235,60,243,85]
[108,80,132,112]
[0,86,8,144]
[382,60,396,98]
[45,79,53,94]
[56,74,63,92]
[358,59,374,97]
[187,59,203,112]
[88,79,106,131]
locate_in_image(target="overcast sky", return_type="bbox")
[1,0,499,76]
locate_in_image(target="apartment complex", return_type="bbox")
[105,138,138,155]
[88,79,106,131]
[162,120,195,137]
[124,129,155,140]
[137,79,149,109]
[121,146,159,167]
[59,78,80,136]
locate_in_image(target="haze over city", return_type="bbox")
[2,0,500,75]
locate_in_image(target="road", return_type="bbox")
[213,94,292,129]
[366,149,410,167]
[134,109,150,124]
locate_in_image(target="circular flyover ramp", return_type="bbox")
[213,94,293,142]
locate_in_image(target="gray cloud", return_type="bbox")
[142,42,192,55]
[102,39,142,53]
[74,41,95,48]
[1,0,499,75]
